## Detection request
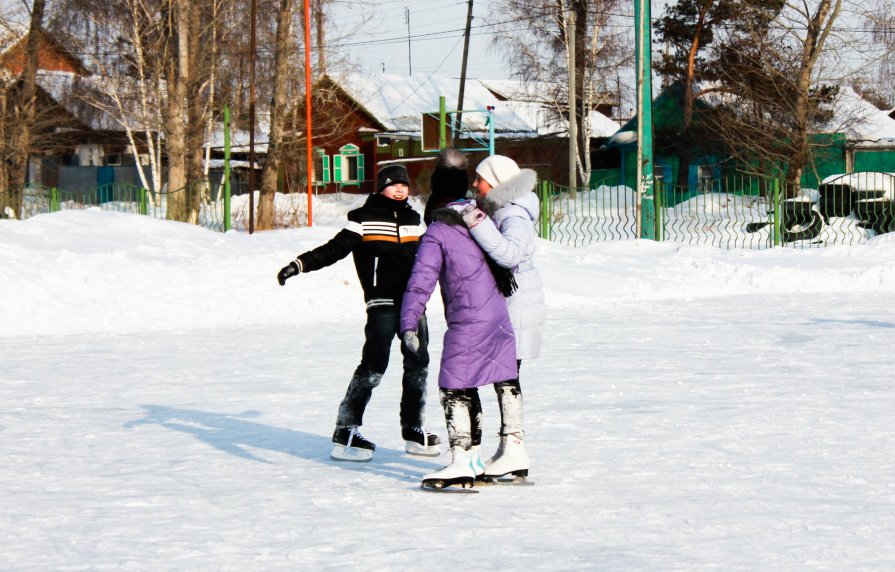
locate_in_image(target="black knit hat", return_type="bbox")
[424,149,469,223]
[376,164,410,193]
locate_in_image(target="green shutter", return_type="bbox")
[356,154,365,184]
[322,155,331,183]
[334,155,343,182]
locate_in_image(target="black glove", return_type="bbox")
[277,261,300,286]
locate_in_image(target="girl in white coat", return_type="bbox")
[458,154,546,480]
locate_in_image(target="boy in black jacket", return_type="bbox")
[277,164,441,462]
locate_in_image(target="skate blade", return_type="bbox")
[477,475,534,486]
[420,481,478,494]
[405,441,442,457]
[330,444,374,462]
[420,477,477,493]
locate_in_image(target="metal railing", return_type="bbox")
[0,182,229,232]
[538,172,895,249]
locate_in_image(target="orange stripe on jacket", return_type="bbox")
[361,235,420,243]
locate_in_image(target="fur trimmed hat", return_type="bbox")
[376,164,410,193]
[475,154,521,188]
[425,149,469,224]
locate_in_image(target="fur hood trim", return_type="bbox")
[481,168,538,210]
[480,169,538,216]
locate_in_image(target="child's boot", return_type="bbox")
[484,380,529,478]
[402,426,442,456]
[483,432,529,478]
[421,446,476,489]
[421,389,476,489]
[330,425,376,462]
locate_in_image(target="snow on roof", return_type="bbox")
[819,86,895,142]
[0,21,27,55]
[476,78,620,138]
[332,72,619,139]
[36,71,129,131]
[334,72,533,134]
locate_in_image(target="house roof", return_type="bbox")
[329,72,619,139]
[0,26,90,76]
[607,82,895,146]
[817,86,895,143]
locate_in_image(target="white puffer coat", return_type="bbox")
[470,168,546,360]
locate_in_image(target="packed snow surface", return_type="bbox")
[2,201,895,570]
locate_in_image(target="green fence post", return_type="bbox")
[539,180,551,239]
[50,187,60,212]
[654,177,662,241]
[139,188,148,215]
[772,178,782,247]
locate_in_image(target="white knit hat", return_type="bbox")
[475,155,520,188]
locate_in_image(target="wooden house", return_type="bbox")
[287,73,620,195]
[1,26,145,193]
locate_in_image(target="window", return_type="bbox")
[333,144,365,187]
[313,148,330,184]
[698,165,713,193]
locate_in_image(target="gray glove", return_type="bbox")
[402,330,420,354]
[460,203,487,228]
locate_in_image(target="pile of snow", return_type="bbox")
[4,206,895,338]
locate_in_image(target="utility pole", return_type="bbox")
[635,0,655,239]
[405,7,412,75]
[248,0,257,234]
[567,5,577,198]
[455,0,474,143]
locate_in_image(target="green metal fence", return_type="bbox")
[0,181,230,232]
[538,171,895,249]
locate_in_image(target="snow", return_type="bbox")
[333,73,620,138]
[819,86,895,142]
[3,202,895,570]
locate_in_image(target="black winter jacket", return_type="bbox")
[294,193,424,309]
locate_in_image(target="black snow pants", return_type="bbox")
[335,306,429,430]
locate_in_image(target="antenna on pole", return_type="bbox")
[405,7,412,75]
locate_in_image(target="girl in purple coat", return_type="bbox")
[401,149,518,490]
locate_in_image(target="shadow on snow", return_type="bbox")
[124,404,440,483]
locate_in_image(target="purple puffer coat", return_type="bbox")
[401,210,517,390]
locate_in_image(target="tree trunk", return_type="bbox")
[677,1,712,189]
[788,0,840,192]
[1,0,46,218]
[185,1,206,224]
[256,0,295,230]
[165,0,190,222]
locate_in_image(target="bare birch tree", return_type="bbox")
[488,0,629,187]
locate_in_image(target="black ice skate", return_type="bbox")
[402,426,442,456]
[331,426,375,462]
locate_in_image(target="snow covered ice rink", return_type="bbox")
[2,206,895,570]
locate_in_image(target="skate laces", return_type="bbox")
[347,426,365,448]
